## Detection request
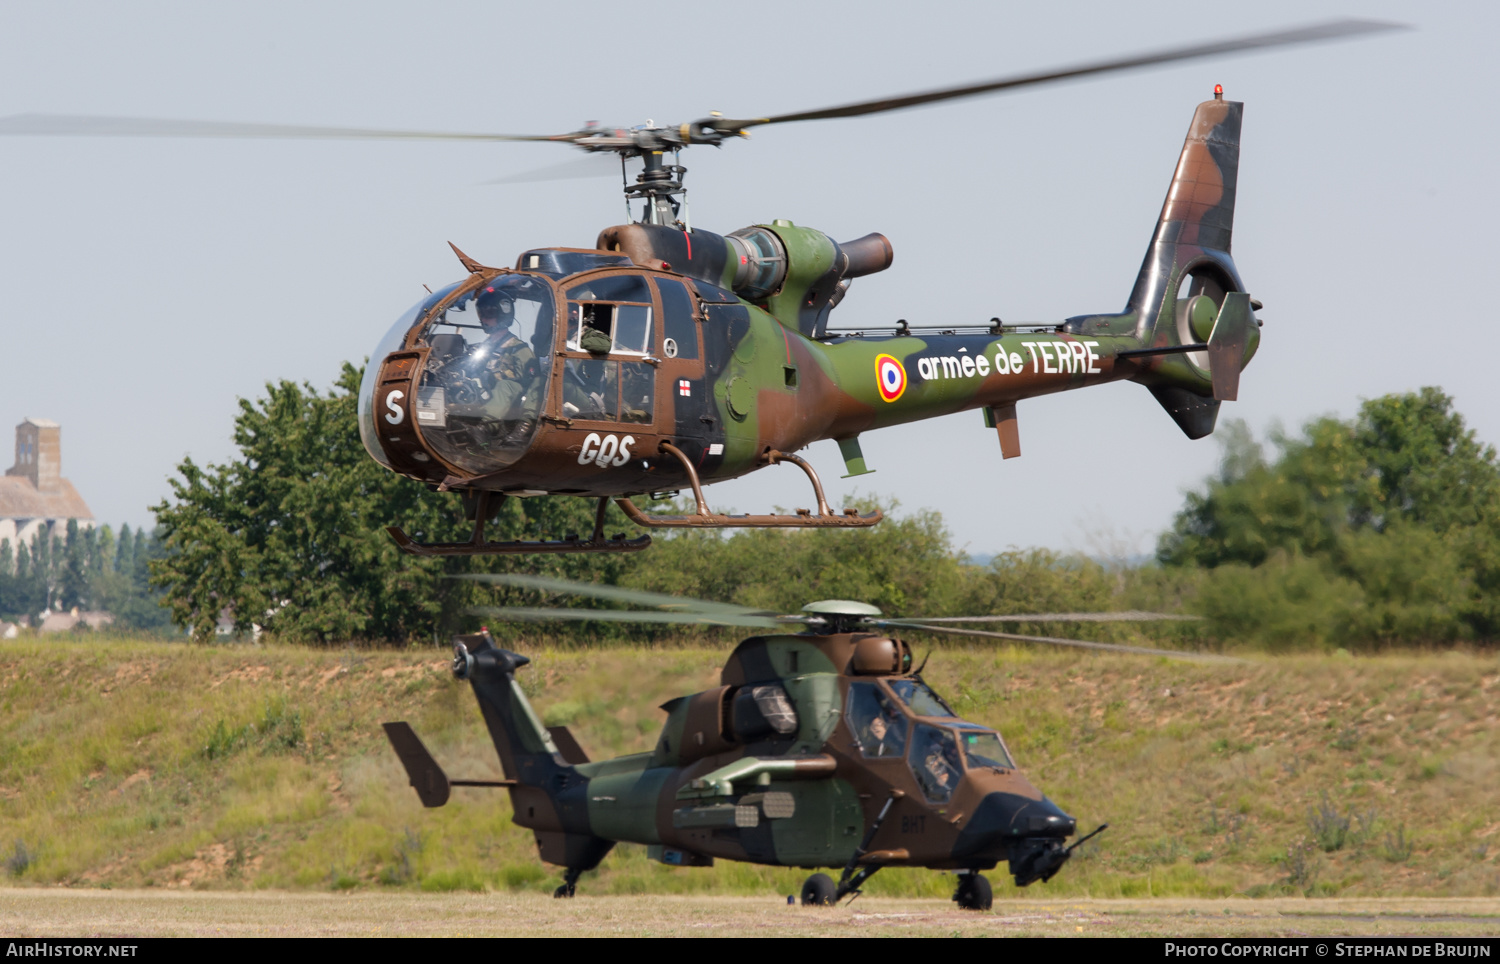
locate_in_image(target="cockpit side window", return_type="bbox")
[570,275,650,303]
[910,724,962,803]
[561,359,619,421]
[847,682,908,759]
[566,277,654,355]
[886,679,956,718]
[656,279,700,361]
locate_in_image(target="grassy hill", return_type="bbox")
[1,636,1496,900]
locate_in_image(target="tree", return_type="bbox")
[1159,388,1500,646]
[150,363,627,643]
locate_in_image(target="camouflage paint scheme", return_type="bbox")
[378,98,1252,889]
[358,97,1258,506]
[389,626,1077,889]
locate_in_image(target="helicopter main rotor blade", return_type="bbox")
[455,572,773,617]
[714,19,1404,131]
[904,611,1201,623]
[881,620,1242,663]
[0,114,573,142]
[484,153,624,185]
[468,605,785,629]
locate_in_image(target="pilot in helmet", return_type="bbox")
[476,287,516,332]
[473,284,540,445]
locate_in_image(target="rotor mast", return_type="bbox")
[627,144,687,228]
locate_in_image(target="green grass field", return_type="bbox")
[1,637,1496,902]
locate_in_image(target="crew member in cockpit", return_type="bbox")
[475,286,541,441]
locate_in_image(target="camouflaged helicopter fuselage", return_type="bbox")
[452,629,1074,878]
[364,97,1256,501]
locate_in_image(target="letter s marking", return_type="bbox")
[613,435,634,467]
[384,390,405,425]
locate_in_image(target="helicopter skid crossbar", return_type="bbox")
[617,443,883,529]
[387,494,652,556]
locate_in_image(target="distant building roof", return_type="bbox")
[0,476,93,521]
[39,609,113,633]
[1,417,93,525]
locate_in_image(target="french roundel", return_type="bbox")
[875,354,907,403]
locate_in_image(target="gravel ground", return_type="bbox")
[1,890,1498,938]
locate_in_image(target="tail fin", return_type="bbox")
[450,631,563,778]
[1128,95,1243,316]
[450,631,614,874]
[1126,95,1259,439]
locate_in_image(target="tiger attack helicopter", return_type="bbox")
[0,21,1399,555]
[382,573,1230,908]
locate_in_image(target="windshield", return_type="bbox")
[955,726,1014,770]
[414,275,557,474]
[886,679,955,718]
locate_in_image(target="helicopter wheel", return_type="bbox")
[953,872,993,911]
[553,867,581,899]
[800,872,837,906]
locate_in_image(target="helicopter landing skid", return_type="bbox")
[387,495,652,556]
[617,443,883,529]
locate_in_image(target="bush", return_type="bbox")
[1161,389,1500,648]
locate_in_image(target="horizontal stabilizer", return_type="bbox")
[382,721,450,808]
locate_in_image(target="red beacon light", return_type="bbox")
[1213,84,1224,100]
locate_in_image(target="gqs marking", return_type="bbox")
[383,390,405,425]
[578,433,635,468]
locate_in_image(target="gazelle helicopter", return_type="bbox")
[0,20,1400,555]
[382,573,1232,907]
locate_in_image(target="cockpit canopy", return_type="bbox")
[846,678,1016,804]
[411,274,557,474]
[356,274,560,477]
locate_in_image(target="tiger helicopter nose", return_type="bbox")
[955,790,1077,845]
[952,791,1080,886]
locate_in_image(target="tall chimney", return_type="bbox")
[6,418,61,493]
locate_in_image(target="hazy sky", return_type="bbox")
[1,1,1493,559]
